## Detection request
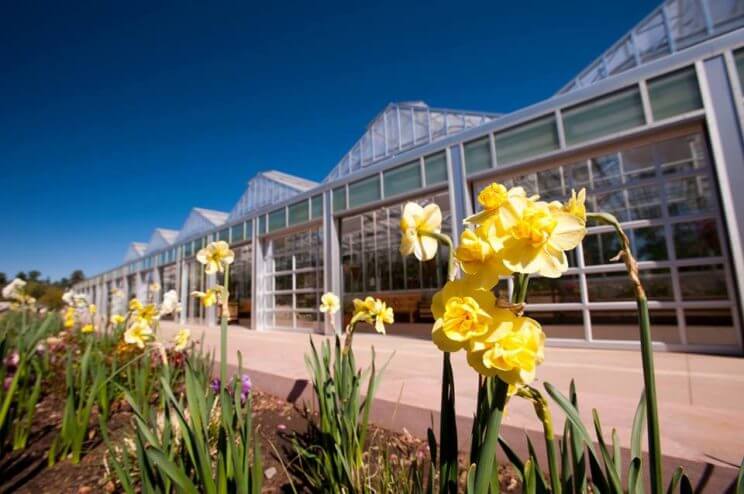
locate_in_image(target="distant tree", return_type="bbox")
[28,270,41,282]
[0,272,6,286]
[15,271,27,281]
[39,285,64,310]
[58,277,69,287]
[69,270,85,285]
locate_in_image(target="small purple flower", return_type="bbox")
[210,378,221,394]
[3,376,13,391]
[4,352,19,372]
[276,423,287,432]
[240,373,252,399]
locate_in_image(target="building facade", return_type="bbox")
[76,0,744,355]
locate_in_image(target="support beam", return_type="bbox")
[322,189,343,335]
[696,56,744,352]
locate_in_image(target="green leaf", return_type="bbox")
[737,457,744,494]
[666,466,684,494]
[544,382,607,491]
[524,458,537,494]
[627,457,642,494]
[591,409,623,493]
[631,393,646,462]
[146,448,199,494]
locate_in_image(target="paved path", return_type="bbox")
[159,321,744,480]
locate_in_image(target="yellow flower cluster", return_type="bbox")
[351,296,394,334]
[430,278,544,385]
[402,183,587,385]
[460,183,587,279]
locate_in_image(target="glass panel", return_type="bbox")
[527,275,581,303]
[463,138,492,175]
[269,208,286,232]
[288,200,309,226]
[592,310,680,343]
[274,311,293,328]
[685,309,737,345]
[563,87,645,145]
[673,220,722,258]
[632,226,668,261]
[384,161,421,198]
[296,271,316,289]
[665,175,712,216]
[259,215,266,235]
[526,310,584,339]
[230,223,244,243]
[586,269,673,302]
[296,292,318,309]
[494,115,559,165]
[424,152,448,185]
[679,265,728,300]
[736,48,744,91]
[274,274,292,291]
[296,311,319,329]
[348,175,381,208]
[648,67,702,121]
[311,194,323,219]
[217,228,229,242]
[333,187,346,212]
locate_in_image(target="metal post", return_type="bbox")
[322,189,343,334]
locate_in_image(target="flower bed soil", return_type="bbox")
[0,387,520,493]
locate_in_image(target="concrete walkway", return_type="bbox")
[159,321,744,488]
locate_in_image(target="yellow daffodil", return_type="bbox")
[192,288,220,307]
[467,316,545,386]
[319,292,340,315]
[81,323,95,334]
[499,199,585,278]
[351,296,394,334]
[129,298,143,311]
[173,328,190,351]
[63,307,76,328]
[369,299,394,334]
[124,318,153,349]
[196,241,235,274]
[399,202,442,261]
[430,278,510,352]
[111,314,126,325]
[464,184,529,228]
[563,188,587,222]
[88,304,97,315]
[134,303,159,325]
[454,224,510,286]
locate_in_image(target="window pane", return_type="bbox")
[673,220,722,258]
[563,87,645,145]
[274,274,292,290]
[665,175,712,216]
[583,231,621,265]
[231,223,244,243]
[311,194,323,219]
[384,161,421,197]
[217,228,229,242]
[587,269,673,302]
[288,200,309,226]
[526,275,581,303]
[632,226,668,261]
[296,292,317,309]
[259,215,266,235]
[592,310,680,343]
[648,67,702,121]
[736,48,744,92]
[424,152,448,185]
[679,264,728,300]
[333,187,346,212]
[274,294,292,309]
[464,138,492,175]
[348,175,381,208]
[269,209,286,232]
[296,271,316,289]
[526,311,584,339]
[494,115,559,165]
[685,309,737,345]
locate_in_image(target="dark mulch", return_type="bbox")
[0,389,520,493]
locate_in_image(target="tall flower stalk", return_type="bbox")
[588,211,663,494]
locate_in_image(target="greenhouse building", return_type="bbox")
[76,0,744,355]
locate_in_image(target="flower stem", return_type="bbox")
[521,386,561,494]
[220,265,230,387]
[422,231,457,281]
[473,377,509,494]
[588,212,662,494]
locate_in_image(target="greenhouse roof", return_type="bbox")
[175,208,229,243]
[123,242,147,262]
[323,101,499,182]
[228,170,318,221]
[558,0,744,94]
[144,228,179,254]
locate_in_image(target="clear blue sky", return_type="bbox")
[1,0,656,281]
